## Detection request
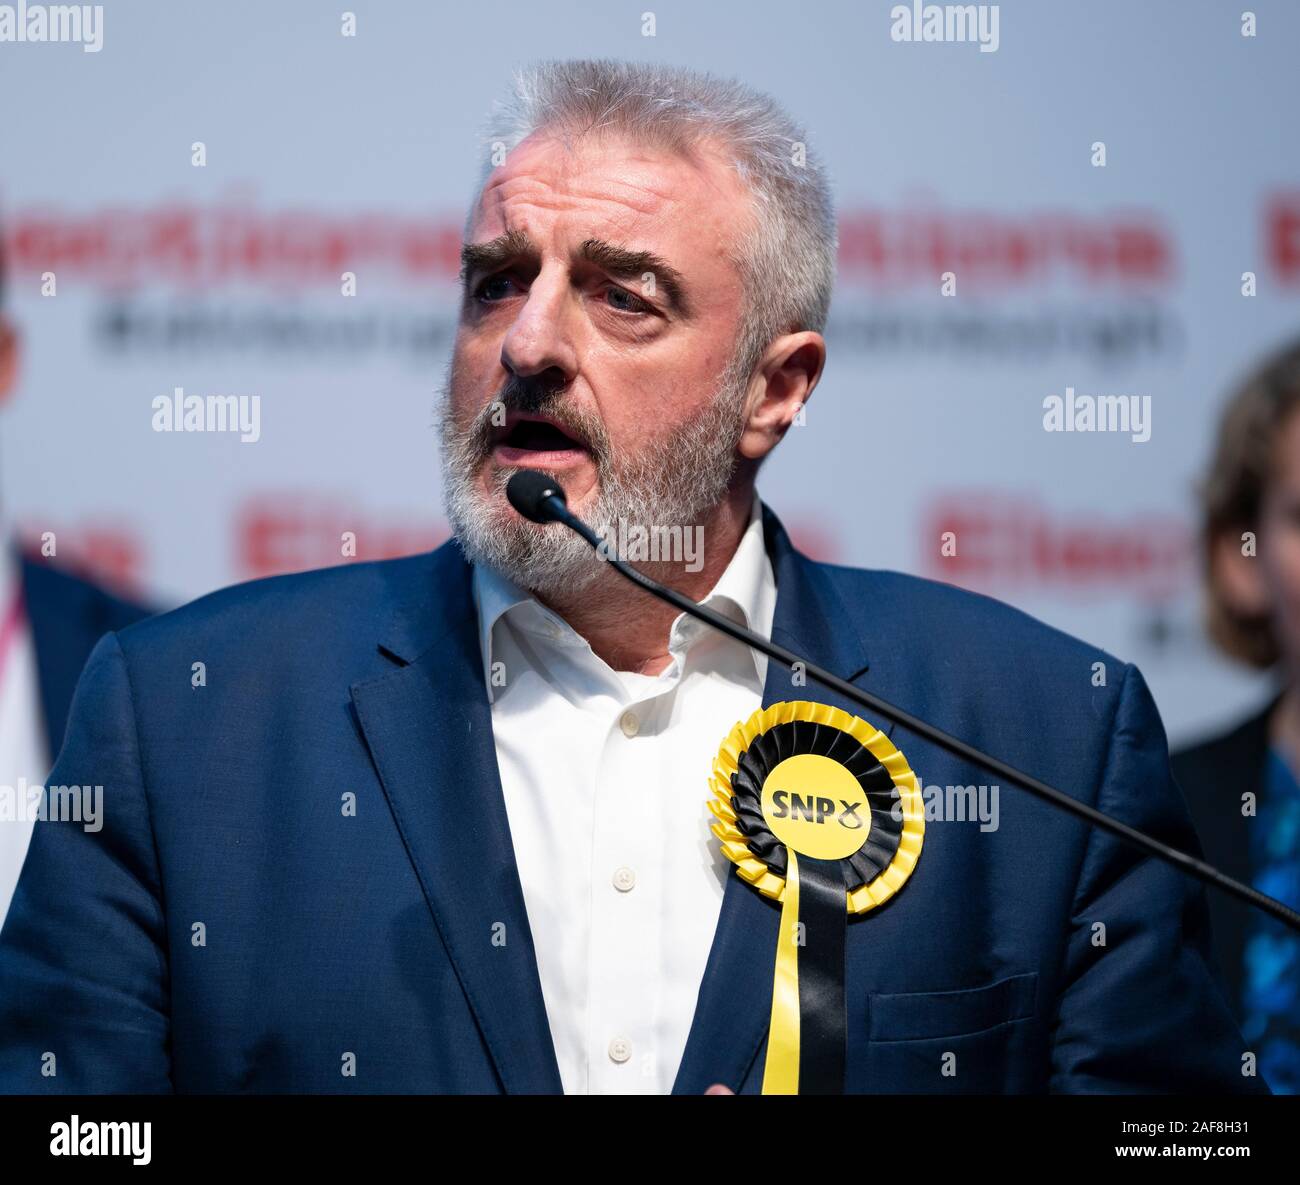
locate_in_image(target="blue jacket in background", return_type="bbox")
[19,552,153,759]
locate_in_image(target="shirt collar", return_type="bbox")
[472,493,775,701]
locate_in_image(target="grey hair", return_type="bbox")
[472,58,837,377]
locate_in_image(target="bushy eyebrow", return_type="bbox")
[578,239,691,316]
[458,229,692,317]
[459,227,536,286]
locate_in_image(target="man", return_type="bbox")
[0,60,1262,1094]
[0,227,153,926]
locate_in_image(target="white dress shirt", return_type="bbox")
[0,540,51,928]
[472,495,776,1094]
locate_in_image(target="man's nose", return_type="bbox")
[500,269,578,383]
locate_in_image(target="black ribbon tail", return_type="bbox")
[796,855,847,1094]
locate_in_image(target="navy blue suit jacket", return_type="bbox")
[0,508,1264,1093]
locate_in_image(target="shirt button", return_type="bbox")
[608,1037,632,1064]
[612,866,636,892]
[619,710,640,738]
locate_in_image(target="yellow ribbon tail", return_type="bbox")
[762,848,801,1094]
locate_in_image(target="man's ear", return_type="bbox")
[1212,525,1271,618]
[0,317,20,406]
[736,330,826,463]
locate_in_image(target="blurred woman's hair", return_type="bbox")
[1200,337,1300,667]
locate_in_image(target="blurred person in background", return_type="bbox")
[0,224,154,925]
[1174,338,1300,1095]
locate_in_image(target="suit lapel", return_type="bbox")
[350,543,563,1094]
[672,506,885,1093]
[350,511,882,1096]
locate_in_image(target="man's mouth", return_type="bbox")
[490,413,592,468]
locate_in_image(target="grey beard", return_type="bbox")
[437,356,750,600]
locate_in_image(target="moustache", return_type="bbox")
[466,376,610,464]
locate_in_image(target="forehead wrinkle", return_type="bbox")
[479,173,678,229]
[478,133,716,225]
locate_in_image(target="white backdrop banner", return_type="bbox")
[2,0,1298,744]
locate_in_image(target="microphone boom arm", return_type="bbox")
[528,483,1300,935]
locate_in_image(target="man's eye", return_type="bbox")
[605,285,651,314]
[473,275,515,302]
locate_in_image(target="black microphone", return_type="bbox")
[505,468,1300,934]
[506,469,570,524]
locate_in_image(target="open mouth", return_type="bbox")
[491,414,592,467]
